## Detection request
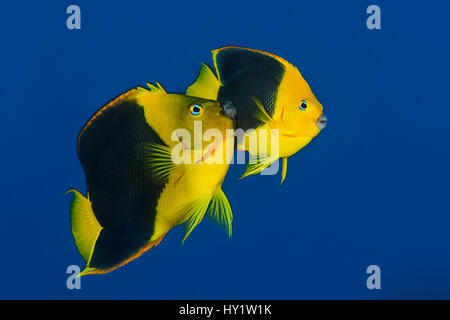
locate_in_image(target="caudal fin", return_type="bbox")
[67,189,103,266]
[67,189,166,276]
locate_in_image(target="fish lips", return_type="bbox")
[317,114,328,130]
[221,101,237,119]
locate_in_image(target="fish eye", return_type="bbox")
[299,100,308,111]
[189,104,203,116]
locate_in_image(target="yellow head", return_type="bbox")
[206,46,327,159]
[136,88,235,164]
[273,61,327,147]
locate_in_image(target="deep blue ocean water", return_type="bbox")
[1,1,449,299]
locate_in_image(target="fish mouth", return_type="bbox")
[221,101,237,119]
[317,114,327,130]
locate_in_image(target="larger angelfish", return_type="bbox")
[68,83,236,276]
[186,46,327,184]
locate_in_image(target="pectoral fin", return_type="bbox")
[144,142,185,184]
[240,155,277,179]
[252,97,273,124]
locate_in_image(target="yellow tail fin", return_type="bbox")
[67,189,103,263]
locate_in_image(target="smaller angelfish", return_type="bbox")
[186,46,327,184]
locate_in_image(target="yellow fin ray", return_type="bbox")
[144,142,184,183]
[240,155,277,179]
[208,188,233,238]
[252,97,273,124]
[146,82,166,94]
[186,63,221,100]
[182,188,233,243]
[280,157,288,185]
[182,193,212,244]
[67,189,103,263]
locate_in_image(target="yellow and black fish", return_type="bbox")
[186,46,327,184]
[68,83,236,276]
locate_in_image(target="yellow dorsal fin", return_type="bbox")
[186,63,221,100]
[146,82,167,94]
[182,188,233,244]
[66,189,103,263]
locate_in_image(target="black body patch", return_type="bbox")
[77,97,166,271]
[215,48,285,131]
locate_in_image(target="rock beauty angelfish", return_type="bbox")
[186,46,327,184]
[68,83,236,276]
